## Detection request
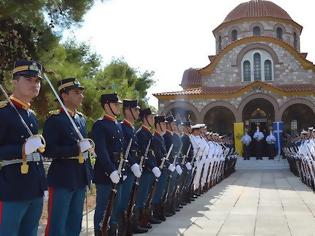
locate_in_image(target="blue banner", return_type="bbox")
[272,121,283,156]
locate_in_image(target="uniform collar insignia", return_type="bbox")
[60,108,77,117]
[141,125,151,132]
[104,114,117,122]
[10,96,30,110]
[123,119,133,128]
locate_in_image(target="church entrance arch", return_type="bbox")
[281,103,315,133]
[242,98,275,134]
[203,106,235,135]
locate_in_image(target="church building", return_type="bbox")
[153,0,315,137]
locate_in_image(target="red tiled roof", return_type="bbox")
[224,0,292,23]
[180,68,202,88]
[154,82,315,97]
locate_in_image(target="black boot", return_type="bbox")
[158,203,166,221]
[94,230,102,236]
[108,224,118,236]
[133,209,148,234]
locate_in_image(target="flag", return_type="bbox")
[272,121,283,156]
[234,122,244,156]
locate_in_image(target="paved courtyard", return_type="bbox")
[40,159,315,236]
[144,160,315,236]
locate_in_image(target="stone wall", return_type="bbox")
[203,41,315,87]
[215,20,300,53]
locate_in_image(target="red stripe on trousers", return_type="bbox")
[45,187,54,236]
[0,201,2,225]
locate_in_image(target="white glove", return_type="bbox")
[152,167,161,178]
[79,139,92,153]
[168,163,175,172]
[25,136,43,155]
[185,162,192,170]
[44,190,49,202]
[109,170,120,184]
[176,165,183,175]
[131,163,142,178]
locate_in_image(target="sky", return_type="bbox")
[64,0,315,108]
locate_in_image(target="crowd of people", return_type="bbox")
[0,59,238,236]
[283,128,315,191]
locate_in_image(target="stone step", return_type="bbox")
[235,158,289,170]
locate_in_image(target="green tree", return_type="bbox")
[0,0,95,74]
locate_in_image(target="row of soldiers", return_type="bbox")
[283,128,315,192]
[0,59,237,236]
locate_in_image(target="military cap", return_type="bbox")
[100,93,122,106]
[301,129,308,135]
[154,115,166,124]
[181,121,191,127]
[165,115,175,123]
[191,124,203,130]
[139,108,155,119]
[123,99,140,109]
[57,78,84,93]
[13,59,43,79]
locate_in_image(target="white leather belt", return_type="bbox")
[1,153,41,167]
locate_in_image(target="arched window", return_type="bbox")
[243,61,251,81]
[293,32,298,49]
[276,27,283,40]
[241,50,274,82]
[218,36,222,51]
[254,53,261,81]
[253,26,261,36]
[264,60,272,81]
[231,29,238,41]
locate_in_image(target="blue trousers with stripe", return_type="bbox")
[120,172,135,213]
[0,197,43,236]
[152,169,168,205]
[45,187,85,236]
[94,183,122,231]
[135,171,154,209]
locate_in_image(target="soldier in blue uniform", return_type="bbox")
[92,93,124,236]
[135,108,161,229]
[151,115,168,222]
[119,99,147,234]
[163,115,182,216]
[43,78,93,236]
[0,60,47,236]
[179,121,194,205]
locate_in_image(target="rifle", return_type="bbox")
[177,144,192,204]
[125,139,151,236]
[100,138,133,236]
[141,144,173,227]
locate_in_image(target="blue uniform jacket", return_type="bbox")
[180,134,194,163]
[43,109,92,190]
[92,115,124,185]
[121,119,138,170]
[0,99,47,201]
[151,132,167,168]
[163,131,176,164]
[135,126,156,172]
[172,132,182,163]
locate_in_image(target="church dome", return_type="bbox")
[224,0,292,23]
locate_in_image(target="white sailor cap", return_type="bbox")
[191,124,203,129]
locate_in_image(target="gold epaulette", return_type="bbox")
[0,101,8,109]
[48,110,61,116]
